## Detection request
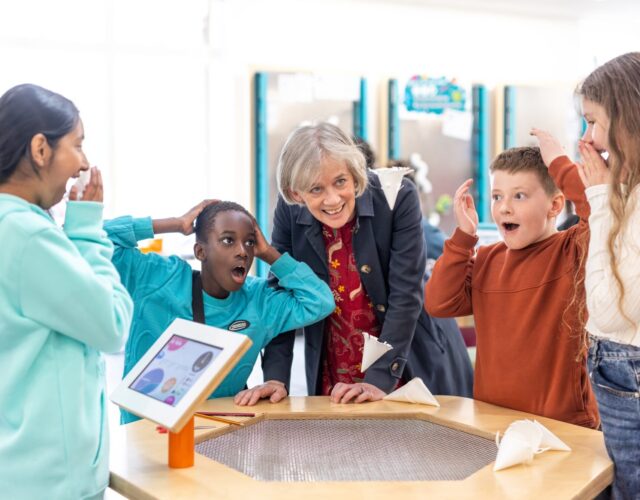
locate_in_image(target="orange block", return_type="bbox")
[168,416,194,468]
[139,238,163,254]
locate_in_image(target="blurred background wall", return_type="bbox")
[1,0,638,229]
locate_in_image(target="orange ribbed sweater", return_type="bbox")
[425,157,599,428]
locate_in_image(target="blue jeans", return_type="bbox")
[588,337,640,500]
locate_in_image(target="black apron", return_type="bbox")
[191,270,205,324]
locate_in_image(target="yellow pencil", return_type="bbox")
[195,413,243,426]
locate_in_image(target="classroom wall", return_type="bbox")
[1,0,639,235]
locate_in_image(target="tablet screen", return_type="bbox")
[130,335,223,407]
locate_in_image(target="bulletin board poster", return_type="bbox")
[404,76,467,115]
[394,75,473,234]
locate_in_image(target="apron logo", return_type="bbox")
[228,320,250,332]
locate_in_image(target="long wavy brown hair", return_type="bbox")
[578,52,640,328]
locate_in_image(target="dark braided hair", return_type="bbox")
[194,201,253,243]
[0,84,79,183]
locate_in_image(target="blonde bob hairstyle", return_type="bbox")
[277,122,368,205]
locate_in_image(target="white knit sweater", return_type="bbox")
[585,183,640,346]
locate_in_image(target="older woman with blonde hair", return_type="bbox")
[236,122,472,405]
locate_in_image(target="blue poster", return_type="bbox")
[404,76,466,114]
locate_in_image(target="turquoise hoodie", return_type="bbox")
[0,195,133,499]
[105,216,335,424]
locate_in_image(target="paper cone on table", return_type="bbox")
[373,167,412,210]
[361,332,392,372]
[506,420,543,452]
[493,431,537,471]
[533,420,571,451]
[383,377,440,407]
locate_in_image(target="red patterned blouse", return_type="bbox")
[320,218,381,395]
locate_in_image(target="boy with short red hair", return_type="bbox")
[425,140,599,428]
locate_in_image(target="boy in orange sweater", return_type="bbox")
[425,138,600,428]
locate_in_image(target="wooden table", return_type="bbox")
[109,396,612,499]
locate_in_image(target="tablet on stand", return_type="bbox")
[111,318,252,467]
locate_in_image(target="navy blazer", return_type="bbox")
[263,172,473,396]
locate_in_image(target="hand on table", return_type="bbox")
[234,380,288,406]
[330,382,386,404]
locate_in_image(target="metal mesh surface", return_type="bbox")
[195,418,496,482]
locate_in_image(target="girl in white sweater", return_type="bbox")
[578,52,640,500]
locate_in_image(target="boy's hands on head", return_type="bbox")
[69,167,103,202]
[454,179,478,236]
[577,141,610,187]
[251,218,281,265]
[177,199,218,235]
[233,380,288,406]
[530,128,566,167]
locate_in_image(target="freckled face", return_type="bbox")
[491,170,559,250]
[291,157,357,229]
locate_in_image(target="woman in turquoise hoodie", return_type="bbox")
[0,84,133,499]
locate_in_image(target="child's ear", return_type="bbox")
[548,192,565,218]
[29,133,52,169]
[194,241,206,262]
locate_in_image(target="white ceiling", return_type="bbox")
[353,0,640,21]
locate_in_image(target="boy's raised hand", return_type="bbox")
[530,128,566,167]
[176,199,218,235]
[252,219,281,265]
[577,141,610,187]
[454,179,478,236]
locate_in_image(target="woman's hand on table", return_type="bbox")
[330,382,386,404]
[234,380,288,406]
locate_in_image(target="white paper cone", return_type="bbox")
[506,420,543,452]
[383,377,440,406]
[373,167,412,210]
[361,332,393,372]
[493,432,536,472]
[533,420,571,452]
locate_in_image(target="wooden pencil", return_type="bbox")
[194,413,244,426]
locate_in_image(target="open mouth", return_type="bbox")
[231,265,247,283]
[502,223,519,232]
[323,205,344,217]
